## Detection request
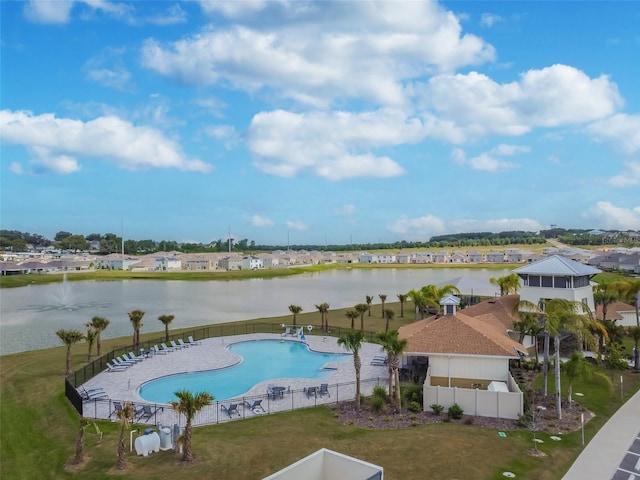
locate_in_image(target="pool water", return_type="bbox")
[138,340,350,403]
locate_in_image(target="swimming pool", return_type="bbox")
[138,340,350,403]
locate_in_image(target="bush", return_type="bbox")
[408,401,422,413]
[448,403,464,420]
[370,395,386,413]
[430,403,444,415]
[402,383,423,406]
[372,385,388,401]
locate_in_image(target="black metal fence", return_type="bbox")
[65,322,381,416]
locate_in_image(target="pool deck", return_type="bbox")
[81,333,389,426]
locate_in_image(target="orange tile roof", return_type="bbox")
[594,301,636,321]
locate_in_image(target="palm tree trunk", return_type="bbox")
[635,293,640,372]
[117,428,126,470]
[354,355,361,410]
[555,335,562,420]
[73,423,84,465]
[97,334,102,357]
[395,368,402,410]
[165,325,169,342]
[66,345,72,376]
[182,422,193,462]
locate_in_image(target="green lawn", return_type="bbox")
[2,304,639,480]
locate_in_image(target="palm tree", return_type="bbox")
[375,330,408,410]
[407,289,425,320]
[593,282,618,322]
[116,402,135,470]
[85,327,96,361]
[72,417,89,465]
[365,296,374,316]
[86,316,109,357]
[397,293,407,318]
[489,273,521,296]
[355,303,368,331]
[420,284,460,315]
[288,305,303,327]
[158,314,175,342]
[562,352,592,409]
[170,389,214,462]
[629,326,640,370]
[544,299,597,419]
[516,300,550,394]
[345,310,359,329]
[315,303,329,332]
[611,279,640,371]
[384,308,395,333]
[379,294,387,317]
[128,309,145,350]
[56,329,85,375]
[337,330,366,410]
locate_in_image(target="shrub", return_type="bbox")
[430,403,444,415]
[402,383,423,405]
[448,403,464,420]
[372,385,388,401]
[370,395,386,413]
[408,401,422,413]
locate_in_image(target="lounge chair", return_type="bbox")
[188,336,200,346]
[153,345,167,355]
[106,361,128,372]
[170,340,182,350]
[160,343,174,353]
[370,356,387,366]
[128,351,145,362]
[243,399,265,413]
[114,356,135,366]
[281,327,291,337]
[137,404,162,422]
[178,339,189,348]
[78,386,108,400]
[221,403,241,418]
[318,383,330,397]
[124,352,143,363]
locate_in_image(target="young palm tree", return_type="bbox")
[345,310,359,329]
[397,293,408,318]
[85,328,96,361]
[407,288,425,320]
[375,330,408,410]
[128,309,145,350]
[384,308,395,333]
[365,296,373,316]
[158,314,175,342]
[337,330,366,410]
[544,299,597,419]
[419,284,460,315]
[315,303,329,331]
[355,303,368,331]
[593,282,619,322]
[56,329,85,375]
[562,352,592,409]
[170,389,214,462]
[116,402,135,470]
[379,294,387,317]
[87,316,109,357]
[489,273,521,296]
[611,279,640,370]
[288,305,303,327]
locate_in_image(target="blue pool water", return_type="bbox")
[138,340,350,403]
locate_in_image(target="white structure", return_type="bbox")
[513,255,601,311]
[263,448,383,480]
[154,256,181,271]
[242,256,263,270]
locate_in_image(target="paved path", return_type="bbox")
[563,388,640,480]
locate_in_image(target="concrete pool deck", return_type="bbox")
[81,333,389,426]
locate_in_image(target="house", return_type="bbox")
[485,250,505,263]
[98,254,141,271]
[431,251,449,263]
[466,250,483,263]
[395,253,412,264]
[359,253,378,263]
[398,295,526,419]
[181,256,213,271]
[513,255,601,311]
[263,448,383,480]
[219,256,243,270]
[595,301,638,328]
[449,252,466,264]
[154,256,181,271]
[241,256,263,270]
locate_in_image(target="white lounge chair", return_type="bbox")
[153,345,167,355]
[187,336,200,346]
[178,339,189,348]
[160,343,174,353]
[170,340,182,350]
[106,361,127,372]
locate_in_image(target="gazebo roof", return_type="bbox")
[513,255,601,276]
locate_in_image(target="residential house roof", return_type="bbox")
[513,255,601,276]
[594,301,636,321]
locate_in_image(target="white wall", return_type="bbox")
[519,285,595,311]
[429,355,510,382]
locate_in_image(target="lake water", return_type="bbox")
[0,267,509,355]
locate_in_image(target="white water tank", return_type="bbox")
[159,427,172,450]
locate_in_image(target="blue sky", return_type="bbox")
[1,0,639,245]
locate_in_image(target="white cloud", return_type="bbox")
[608,162,640,187]
[587,114,640,156]
[480,13,503,28]
[414,65,622,141]
[141,1,495,107]
[248,109,412,180]
[286,220,308,230]
[145,3,187,26]
[451,144,528,172]
[388,214,542,240]
[204,125,239,149]
[24,0,74,23]
[587,201,640,230]
[250,214,274,227]
[334,204,356,216]
[0,109,211,174]
[84,49,133,91]
[8,162,25,175]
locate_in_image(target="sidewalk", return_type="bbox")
[562,388,640,480]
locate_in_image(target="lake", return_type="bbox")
[0,267,510,355]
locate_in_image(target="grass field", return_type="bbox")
[2,299,639,480]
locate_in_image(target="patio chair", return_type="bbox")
[243,399,265,413]
[318,384,330,397]
[78,386,108,400]
[188,336,200,346]
[221,403,241,418]
[153,345,168,355]
[137,404,162,422]
[281,327,291,337]
[177,339,189,348]
[114,356,135,366]
[125,352,143,363]
[170,340,182,350]
[106,361,128,372]
[304,386,317,399]
[160,343,174,353]
[109,401,124,418]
